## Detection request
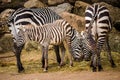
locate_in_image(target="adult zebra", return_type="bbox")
[17,19,84,71]
[84,3,116,72]
[7,7,64,72]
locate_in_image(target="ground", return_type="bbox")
[0,50,120,80]
[0,71,120,80]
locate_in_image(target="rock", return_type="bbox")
[0,46,3,52]
[0,9,15,22]
[0,9,14,37]
[59,12,85,32]
[114,20,120,32]
[2,0,11,3]
[80,0,120,8]
[73,1,90,16]
[99,2,120,22]
[24,0,47,8]
[48,0,64,5]
[49,3,73,14]
[75,1,90,7]
[67,0,76,3]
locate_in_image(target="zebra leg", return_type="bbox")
[97,42,103,71]
[41,46,45,68]
[91,52,97,72]
[105,37,116,68]
[59,43,66,67]
[69,53,73,67]
[41,45,48,72]
[13,43,24,73]
[67,37,73,67]
[97,49,103,71]
[54,45,61,65]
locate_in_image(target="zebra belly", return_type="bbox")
[50,38,65,45]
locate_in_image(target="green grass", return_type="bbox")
[0,50,120,74]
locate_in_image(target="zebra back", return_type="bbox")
[85,3,112,35]
[7,7,62,42]
[18,19,84,60]
[18,19,73,45]
[8,7,62,26]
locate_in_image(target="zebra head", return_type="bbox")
[80,31,96,61]
[71,30,84,61]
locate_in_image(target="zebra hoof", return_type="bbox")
[18,67,25,73]
[98,65,103,71]
[58,66,61,68]
[98,68,103,72]
[18,69,25,73]
[43,69,48,72]
[69,65,73,68]
[111,64,116,68]
[60,62,65,67]
[90,64,93,67]
[69,64,73,68]
[92,67,97,72]
[41,65,45,68]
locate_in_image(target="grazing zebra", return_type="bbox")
[17,19,84,71]
[84,3,116,72]
[80,31,94,61]
[7,7,64,72]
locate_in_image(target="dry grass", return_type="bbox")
[0,49,120,74]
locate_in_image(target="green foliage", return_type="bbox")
[72,7,85,17]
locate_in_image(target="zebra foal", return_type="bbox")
[17,19,83,71]
[84,3,116,72]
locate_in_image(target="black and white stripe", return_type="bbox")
[8,7,62,40]
[7,7,63,72]
[85,3,116,72]
[18,19,84,71]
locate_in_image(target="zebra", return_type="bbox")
[7,7,65,72]
[84,3,116,72]
[17,19,84,71]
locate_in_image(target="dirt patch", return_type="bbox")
[0,71,120,80]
